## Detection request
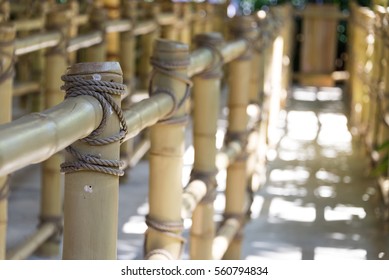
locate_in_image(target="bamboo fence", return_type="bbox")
[0,0,290,260]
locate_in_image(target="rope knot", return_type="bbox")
[60,74,128,176]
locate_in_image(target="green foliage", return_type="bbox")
[372,140,389,177]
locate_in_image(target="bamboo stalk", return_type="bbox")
[139,26,158,89]
[190,33,223,260]
[133,20,158,36]
[181,180,207,219]
[0,22,15,261]
[119,0,137,175]
[67,31,103,53]
[212,218,240,260]
[13,18,45,31]
[14,31,61,56]
[222,17,252,260]
[62,62,123,259]
[13,81,40,97]
[37,8,72,256]
[188,40,247,77]
[0,93,176,177]
[145,39,190,260]
[6,223,57,260]
[83,3,107,62]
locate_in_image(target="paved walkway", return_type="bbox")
[6,86,389,259]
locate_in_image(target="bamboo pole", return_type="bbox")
[189,33,223,260]
[119,0,137,176]
[6,223,56,260]
[178,2,192,45]
[139,4,159,89]
[104,0,120,60]
[36,7,71,257]
[14,31,61,56]
[83,2,107,62]
[0,92,175,177]
[222,16,252,260]
[145,39,190,260]
[62,62,124,259]
[0,21,14,261]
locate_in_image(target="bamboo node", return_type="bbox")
[149,54,193,125]
[60,74,128,176]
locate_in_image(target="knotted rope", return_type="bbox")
[60,75,128,176]
[144,214,186,259]
[194,34,224,79]
[148,55,193,124]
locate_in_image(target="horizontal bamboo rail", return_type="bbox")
[6,223,56,260]
[1,0,286,260]
[13,82,40,97]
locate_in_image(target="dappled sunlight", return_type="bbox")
[314,185,336,198]
[287,111,319,141]
[269,167,310,183]
[315,169,341,183]
[122,215,147,235]
[317,87,342,101]
[314,247,367,260]
[268,198,316,223]
[324,205,367,221]
[266,185,307,197]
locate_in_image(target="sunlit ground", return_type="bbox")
[115,86,389,260]
[242,86,389,260]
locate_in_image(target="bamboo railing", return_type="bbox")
[0,0,290,260]
[348,3,389,219]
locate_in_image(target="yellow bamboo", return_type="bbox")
[37,7,71,256]
[178,2,192,45]
[120,0,137,176]
[299,4,338,86]
[0,22,14,261]
[222,17,252,260]
[14,31,61,56]
[145,39,190,260]
[139,4,159,89]
[190,33,223,260]
[83,2,107,62]
[104,0,120,60]
[6,223,57,260]
[62,62,123,259]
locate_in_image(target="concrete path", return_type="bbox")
[6,86,389,259]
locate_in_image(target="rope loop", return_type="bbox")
[60,74,128,176]
[194,34,224,79]
[148,55,193,125]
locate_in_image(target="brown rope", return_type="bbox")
[194,34,224,79]
[60,75,128,176]
[148,55,193,125]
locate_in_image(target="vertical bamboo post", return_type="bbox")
[145,39,191,260]
[178,2,192,45]
[139,4,159,89]
[119,0,137,175]
[38,7,71,257]
[222,17,252,260]
[104,0,120,61]
[190,33,224,260]
[0,22,14,261]
[62,62,126,259]
[84,1,107,62]
[204,1,214,33]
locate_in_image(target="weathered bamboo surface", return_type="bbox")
[1,0,289,260]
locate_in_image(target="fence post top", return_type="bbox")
[154,38,189,54]
[194,32,224,45]
[66,62,123,77]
